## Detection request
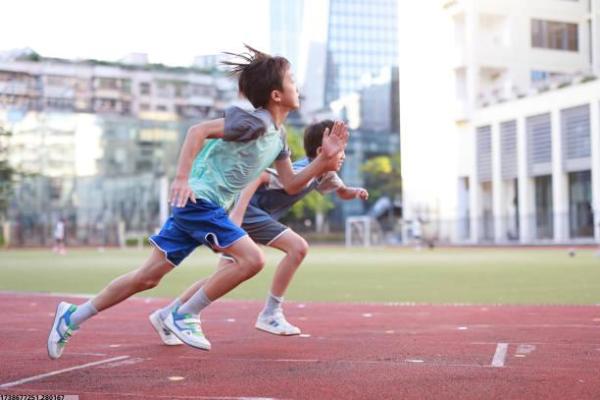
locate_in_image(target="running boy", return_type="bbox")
[47,46,348,359]
[148,120,368,344]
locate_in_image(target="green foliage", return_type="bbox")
[361,154,401,204]
[0,127,14,220]
[285,125,306,161]
[17,50,41,62]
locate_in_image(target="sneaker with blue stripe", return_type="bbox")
[255,309,301,336]
[163,309,211,351]
[47,301,79,360]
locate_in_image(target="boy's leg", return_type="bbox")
[47,248,173,359]
[93,248,174,311]
[197,237,265,301]
[267,230,309,297]
[150,257,232,346]
[163,237,264,350]
[255,229,308,336]
[157,255,233,320]
[172,257,233,308]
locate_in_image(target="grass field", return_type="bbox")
[1,246,599,304]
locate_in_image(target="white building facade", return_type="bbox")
[400,0,600,244]
[469,80,600,244]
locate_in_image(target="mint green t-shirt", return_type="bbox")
[188,107,290,210]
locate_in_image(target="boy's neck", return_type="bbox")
[266,105,291,129]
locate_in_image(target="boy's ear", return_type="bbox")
[271,89,282,103]
[316,146,323,155]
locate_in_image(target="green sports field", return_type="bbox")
[1,246,599,304]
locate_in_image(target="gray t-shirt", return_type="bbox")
[243,157,344,224]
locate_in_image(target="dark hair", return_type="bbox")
[303,120,334,158]
[222,44,290,109]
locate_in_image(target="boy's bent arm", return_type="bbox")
[229,172,270,226]
[170,118,225,207]
[273,157,330,195]
[275,121,349,195]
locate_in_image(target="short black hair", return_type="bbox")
[303,120,334,159]
[222,44,290,109]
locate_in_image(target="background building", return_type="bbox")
[0,51,241,245]
[324,0,398,105]
[270,0,304,72]
[400,0,600,244]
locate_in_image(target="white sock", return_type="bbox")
[262,292,283,316]
[158,298,181,320]
[178,288,212,316]
[70,300,98,327]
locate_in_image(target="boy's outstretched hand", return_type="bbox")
[170,177,197,208]
[321,121,349,159]
[351,187,369,200]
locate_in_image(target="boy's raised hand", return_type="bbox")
[321,121,349,159]
[170,177,196,208]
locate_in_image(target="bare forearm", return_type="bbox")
[337,187,356,200]
[281,157,328,195]
[175,125,206,179]
[230,173,268,224]
[337,186,369,201]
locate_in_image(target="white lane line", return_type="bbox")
[491,343,508,368]
[0,355,130,388]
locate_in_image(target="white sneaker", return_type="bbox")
[47,301,79,359]
[255,310,301,336]
[163,310,211,351]
[149,310,183,346]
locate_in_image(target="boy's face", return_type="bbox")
[277,67,300,110]
[333,149,346,171]
[317,145,346,172]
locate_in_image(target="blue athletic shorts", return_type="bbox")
[149,198,247,266]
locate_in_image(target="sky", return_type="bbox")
[0,0,327,70]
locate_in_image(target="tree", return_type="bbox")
[0,126,14,222]
[361,154,402,205]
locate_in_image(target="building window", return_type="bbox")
[561,104,591,163]
[530,70,568,84]
[140,82,151,96]
[569,170,593,238]
[531,70,549,82]
[531,19,578,51]
[534,175,554,239]
[476,125,492,182]
[97,78,119,90]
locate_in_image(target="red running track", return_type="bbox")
[1,292,600,399]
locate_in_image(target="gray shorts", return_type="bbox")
[242,218,290,245]
[220,217,289,262]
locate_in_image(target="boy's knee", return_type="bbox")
[296,238,309,259]
[134,266,167,290]
[239,252,265,279]
[288,238,309,262]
